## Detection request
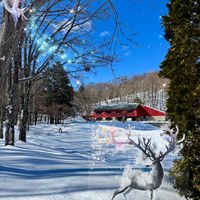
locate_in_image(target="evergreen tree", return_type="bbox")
[160,0,200,199]
[133,96,143,104]
[44,62,74,124]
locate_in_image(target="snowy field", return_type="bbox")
[0,119,185,200]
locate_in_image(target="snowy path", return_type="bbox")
[0,120,185,200]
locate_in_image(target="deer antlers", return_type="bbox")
[128,125,185,162]
[157,125,185,161]
[127,129,156,161]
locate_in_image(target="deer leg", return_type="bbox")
[123,186,133,200]
[111,185,131,200]
[150,190,154,200]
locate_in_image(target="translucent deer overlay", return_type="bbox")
[111,125,185,200]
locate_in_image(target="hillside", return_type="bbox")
[75,72,169,114]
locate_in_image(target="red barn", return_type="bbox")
[82,103,166,121]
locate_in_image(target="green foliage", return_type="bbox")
[44,62,74,117]
[170,158,190,198]
[133,96,143,104]
[160,0,200,198]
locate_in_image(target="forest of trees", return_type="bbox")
[160,0,200,198]
[0,0,129,146]
[75,72,169,115]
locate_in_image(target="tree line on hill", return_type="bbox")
[74,72,169,115]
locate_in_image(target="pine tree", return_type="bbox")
[160,0,200,199]
[133,96,143,104]
[44,62,74,124]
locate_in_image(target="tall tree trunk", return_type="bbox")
[18,98,29,142]
[0,8,24,146]
[34,112,38,125]
[5,58,19,146]
[28,110,32,126]
[5,106,15,146]
[33,91,37,125]
[0,107,4,139]
[0,11,15,144]
[0,89,5,138]
[0,11,15,87]
[19,73,31,142]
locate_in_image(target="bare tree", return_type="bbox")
[76,72,169,114]
[0,0,132,145]
[0,0,52,145]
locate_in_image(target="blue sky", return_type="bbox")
[83,0,169,84]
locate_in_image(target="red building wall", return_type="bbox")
[136,105,165,116]
[83,104,165,121]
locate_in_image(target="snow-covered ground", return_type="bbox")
[0,119,185,200]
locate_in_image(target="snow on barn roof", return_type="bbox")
[94,103,139,112]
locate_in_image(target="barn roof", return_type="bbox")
[94,103,139,112]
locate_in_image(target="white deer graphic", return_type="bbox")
[111,125,184,200]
